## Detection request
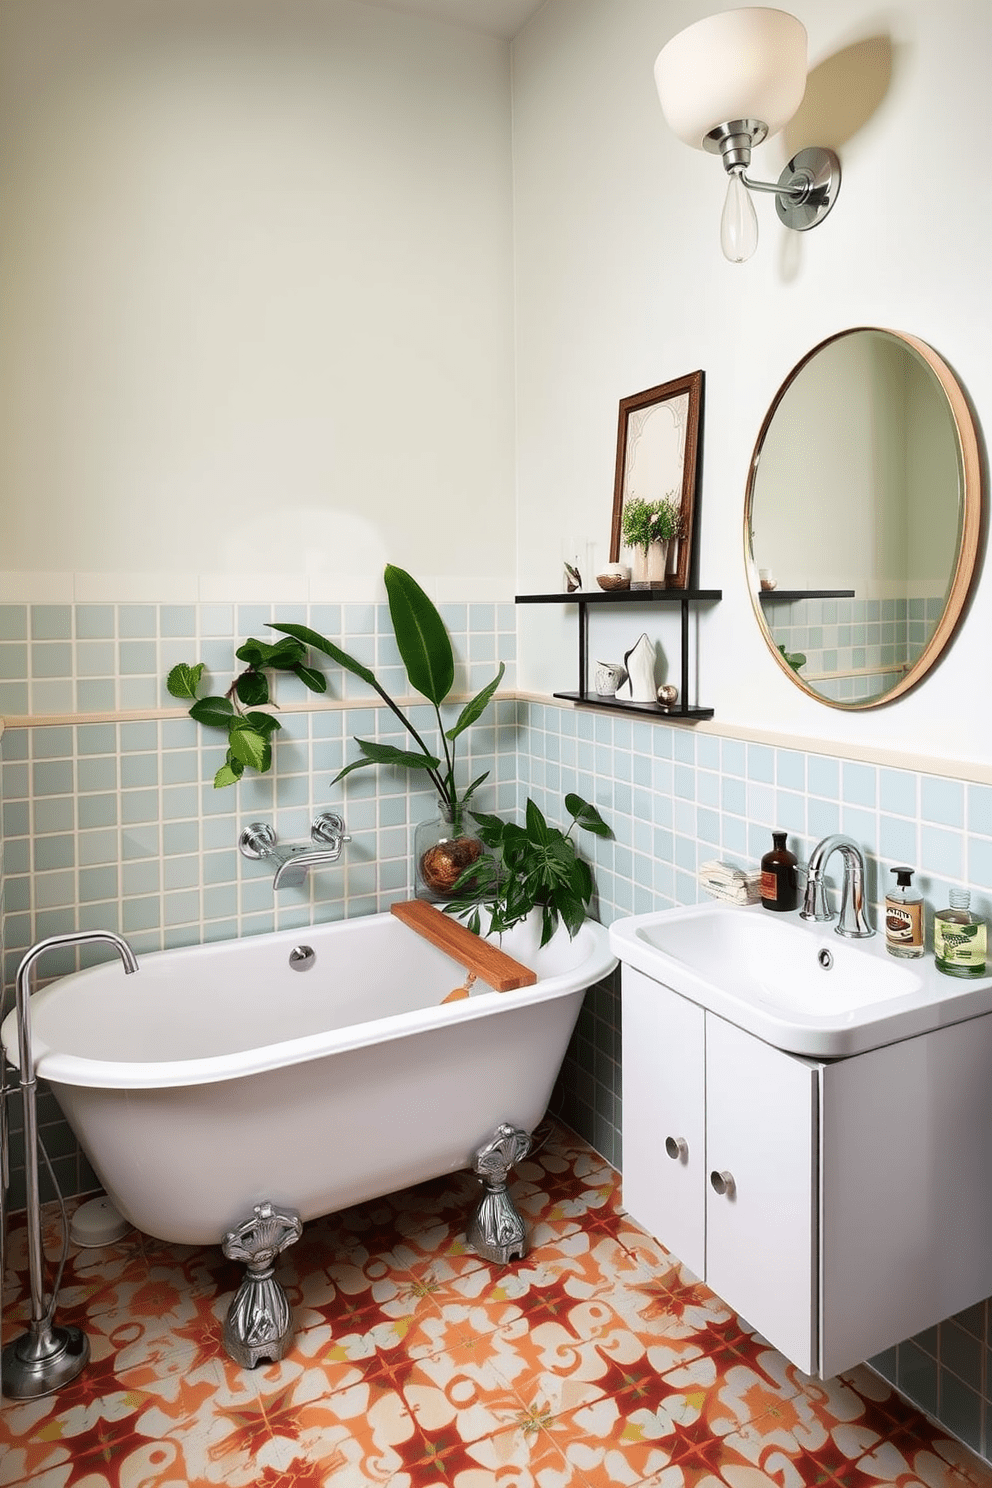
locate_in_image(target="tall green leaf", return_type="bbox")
[384,564,454,705]
[446,663,505,741]
[525,797,550,844]
[565,792,611,837]
[331,738,442,786]
[269,623,378,690]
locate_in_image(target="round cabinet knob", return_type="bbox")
[710,1169,736,1197]
[665,1136,689,1162]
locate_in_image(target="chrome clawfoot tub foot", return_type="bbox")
[466,1123,532,1265]
[221,1201,302,1368]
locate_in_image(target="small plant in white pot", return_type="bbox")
[621,494,682,589]
[445,793,611,945]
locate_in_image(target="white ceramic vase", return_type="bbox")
[631,541,669,590]
[615,633,656,703]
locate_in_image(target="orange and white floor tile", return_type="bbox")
[2,1121,990,1488]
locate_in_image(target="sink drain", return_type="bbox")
[817,948,834,970]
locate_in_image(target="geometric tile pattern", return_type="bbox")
[3,1121,990,1488]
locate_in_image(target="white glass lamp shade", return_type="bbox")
[654,7,807,152]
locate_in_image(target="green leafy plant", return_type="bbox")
[271,564,504,828]
[445,792,611,945]
[167,566,504,805]
[167,636,326,789]
[777,643,807,673]
[621,493,682,551]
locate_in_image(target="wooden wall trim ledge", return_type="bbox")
[2,691,991,788]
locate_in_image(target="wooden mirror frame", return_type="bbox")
[744,329,982,709]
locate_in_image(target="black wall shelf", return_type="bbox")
[515,588,722,720]
[758,589,855,604]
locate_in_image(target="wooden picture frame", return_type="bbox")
[609,370,704,590]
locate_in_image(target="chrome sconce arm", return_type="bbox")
[655,11,842,264]
[239,813,351,891]
[710,122,840,261]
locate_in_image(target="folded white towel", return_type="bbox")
[698,860,762,906]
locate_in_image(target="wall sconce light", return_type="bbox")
[654,7,840,263]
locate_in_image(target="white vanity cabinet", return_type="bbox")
[621,963,992,1378]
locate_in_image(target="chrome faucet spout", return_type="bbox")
[238,814,351,891]
[801,834,874,938]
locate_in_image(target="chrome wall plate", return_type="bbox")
[776,147,841,231]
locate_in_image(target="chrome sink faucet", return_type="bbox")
[801,834,874,938]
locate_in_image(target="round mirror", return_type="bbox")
[745,328,981,708]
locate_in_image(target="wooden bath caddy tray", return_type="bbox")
[390,900,537,992]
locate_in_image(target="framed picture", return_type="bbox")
[608,370,704,590]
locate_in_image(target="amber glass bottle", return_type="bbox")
[761,830,798,912]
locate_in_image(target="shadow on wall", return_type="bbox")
[786,33,896,157]
[776,33,895,282]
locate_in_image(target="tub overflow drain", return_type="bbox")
[289,945,315,971]
[817,948,833,970]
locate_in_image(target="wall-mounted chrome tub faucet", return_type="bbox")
[239,813,351,890]
[2,930,138,1400]
[801,834,874,938]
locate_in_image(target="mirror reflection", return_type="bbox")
[745,328,979,708]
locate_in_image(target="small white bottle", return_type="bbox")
[884,867,924,959]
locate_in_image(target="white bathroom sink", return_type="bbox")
[609,901,992,1057]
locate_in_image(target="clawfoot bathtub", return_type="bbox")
[2,910,615,1247]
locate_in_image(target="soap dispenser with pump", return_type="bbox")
[884,867,924,959]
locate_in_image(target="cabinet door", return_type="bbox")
[706,1014,818,1374]
[621,966,706,1278]
[820,1012,992,1379]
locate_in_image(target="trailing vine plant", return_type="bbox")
[167,635,325,789]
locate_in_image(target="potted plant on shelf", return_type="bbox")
[621,493,682,590]
[445,792,612,945]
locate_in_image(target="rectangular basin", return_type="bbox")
[610,902,992,1057]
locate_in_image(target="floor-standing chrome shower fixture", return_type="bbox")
[1,930,138,1400]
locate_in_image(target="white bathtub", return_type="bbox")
[2,911,615,1245]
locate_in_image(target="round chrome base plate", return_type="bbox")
[1,1325,90,1399]
[776,147,841,231]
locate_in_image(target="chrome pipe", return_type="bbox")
[2,930,138,1400]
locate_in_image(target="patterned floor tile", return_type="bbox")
[4,1120,992,1488]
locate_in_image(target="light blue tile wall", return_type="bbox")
[522,698,992,1462]
[0,601,518,1208]
[4,621,992,1458]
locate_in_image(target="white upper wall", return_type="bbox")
[511,0,992,768]
[0,0,516,602]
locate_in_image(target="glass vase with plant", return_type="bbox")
[621,493,682,589]
[273,566,504,899]
[168,565,504,899]
[445,792,611,945]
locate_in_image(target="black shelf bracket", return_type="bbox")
[515,588,722,719]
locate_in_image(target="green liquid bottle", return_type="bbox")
[934,889,987,979]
